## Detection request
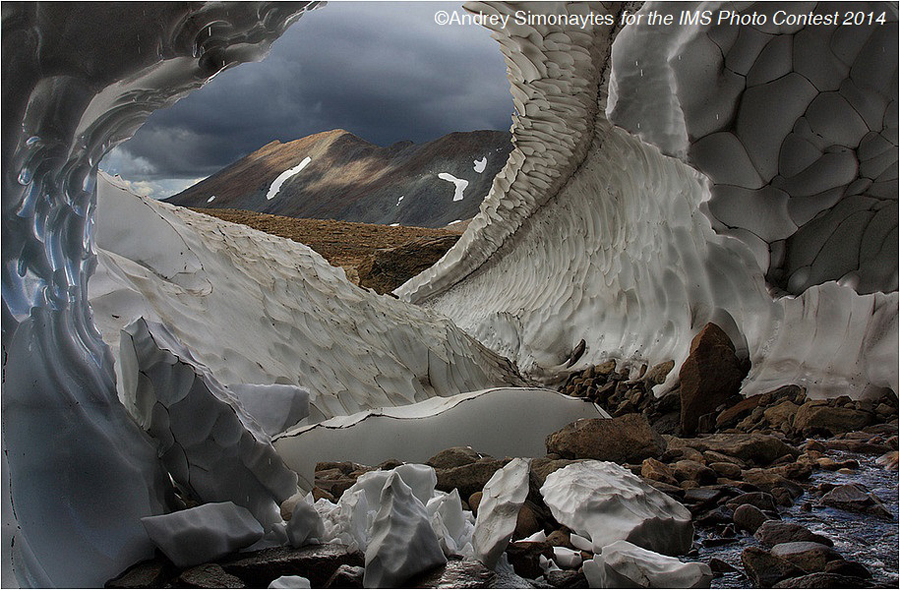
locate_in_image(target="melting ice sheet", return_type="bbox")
[266,156,312,200]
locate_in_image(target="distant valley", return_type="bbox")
[168,129,512,228]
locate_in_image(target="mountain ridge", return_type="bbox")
[168,128,512,228]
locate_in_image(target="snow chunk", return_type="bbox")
[141,502,264,568]
[473,458,531,569]
[363,473,447,588]
[268,575,311,589]
[120,318,299,527]
[584,540,713,589]
[427,488,474,557]
[437,172,469,201]
[540,461,693,555]
[267,156,311,200]
[474,157,488,173]
[286,496,325,548]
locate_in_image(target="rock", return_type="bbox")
[364,473,446,588]
[505,541,553,579]
[468,492,483,515]
[584,541,713,589]
[820,483,893,518]
[708,557,737,574]
[357,234,460,294]
[741,546,806,587]
[876,450,899,469]
[640,457,678,486]
[472,458,531,569]
[673,459,718,485]
[823,559,871,578]
[754,521,833,547]
[220,545,364,588]
[815,457,859,471]
[268,575,312,589]
[679,324,747,435]
[530,458,583,486]
[694,505,734,526]
[709,461,742,478]
[668,433,798,466]
[322,565,364,589]
[681,487,726,509]
[770,542,842,573]
[764,401,801,430]
[178,564,246,589]
[435,459,507,499]
[741,468,803,499]
[427,447,486,470]
[540,461,693,555]
[716,395,766,429]
[545,569,588,588]
[407,557,497,588]
[141,502,265,569]
[732,504,772,533]
[771,572,870,588]
[726,491,778,512]
[644,360,676,385]
[794,404,872,436]
[106,557,175,588]
[545,414,666,463]
[514,501,544,539]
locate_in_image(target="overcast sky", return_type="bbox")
[100,1,514,199]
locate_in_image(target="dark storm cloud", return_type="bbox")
[104,1,513,194]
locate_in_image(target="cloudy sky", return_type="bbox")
[100,1,514,199]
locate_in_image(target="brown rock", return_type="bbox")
[771,572,870,588]
[709,461,742,479]
[545,414,665,463]
[741,546,805,587]
[514,501,544,539]
[726,491,778,512]
[679,323,747,435]
[505,541,553,579]
[427,447,487,470]
[468,492,483,515]
[716,395,766,429]
[358,234,461,294]
[435,458,508,499]
[742,468,804,499]
[820,483,893,518]
[770,542,842,573]
[644,360,676,385]
[545,530,573,549]
[764,401,800,430]
[673,459,717,485]
[794,404,872,436]
[754,521,833,548]
[668,433,799,466]
[220,544,364,588]
[323,564,365,588]
[530,458,583,486]
[106,557,175,588]
[733,504,772,533]
[640,458,678,486]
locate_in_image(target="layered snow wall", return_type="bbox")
[398,1,898,398]
[1,1,897,587]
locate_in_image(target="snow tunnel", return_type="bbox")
[1,1,897,587]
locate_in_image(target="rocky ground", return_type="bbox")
[190,207,463,294]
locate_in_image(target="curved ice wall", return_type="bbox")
[1,4,319,586]
[399,1,898,398]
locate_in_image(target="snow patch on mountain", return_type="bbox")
[474,157,487,173]
[266,157,312,200]
[437,172,469,201]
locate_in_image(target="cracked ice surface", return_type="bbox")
[399,1,897,398]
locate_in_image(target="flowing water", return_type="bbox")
[696,450,899,588]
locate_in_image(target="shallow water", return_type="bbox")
[697,450,899,588]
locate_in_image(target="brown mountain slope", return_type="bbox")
[170,129,512,228]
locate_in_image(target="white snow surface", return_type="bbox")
[141,502,264,568]
[474,157,488,173]
[540,461,693,555]
[472,458,531,569]
[437,172,469,201]
[584,540,713,589]
[266,156,311,200]
[274,388,607,489]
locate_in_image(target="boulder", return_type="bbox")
[427,447,486,469]
[435,459,508,500]
[141,502,265,569]
[794,404,872,436]
[754,521,833,548]
[530,458,583,485]
[505,541,553,579]
[732,504,772,533]
[640,457,678,486]
[672,460,717,485]
[583,541,713,589]
[770,542,842,573]
[709,461,742,478]
[726,491,777,512]
[322,565,364,589]
[106,558,175,589]
[820,483,893,518]
[220,545,364,588]
[764,401,801,430]
[679,324,747,435]
[668,433,798,466]
[540,461,693,555]
[741,547,806,587]
[823,559,871,578]
[545,414,666,463]
[716,395,766,429]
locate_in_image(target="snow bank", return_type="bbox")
[437,172,470,201]
[266,156,312,200]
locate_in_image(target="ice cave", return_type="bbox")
[1,1,897,588]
